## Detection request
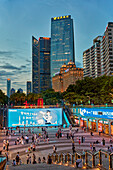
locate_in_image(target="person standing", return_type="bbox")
[79,138,81,146]
[102,138,105,146]
[26,154,29,164]
[32,153,36,164]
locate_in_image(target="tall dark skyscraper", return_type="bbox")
[32,36,51,93]
[7,79,11,98]
[51,15,75,77]
[32,36,39,93]
[27,81,31,95]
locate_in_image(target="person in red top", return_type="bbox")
[79,138,81,145]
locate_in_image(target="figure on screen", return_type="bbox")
[43,110,52,124]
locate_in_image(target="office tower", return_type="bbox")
[27,81,31,95]
[101,22,113,76]
[11,88,15,95]
[32,36,39,93]
[18,88,23,93]
[51,15,75,77]
[7,79,11,98]
[83,36,102,78]
[32,36,51,93]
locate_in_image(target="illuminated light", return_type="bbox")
[39,38,40,41]
[103,36,105,39]
[7,79,11,80]
[60,16,62,19]
[57,17,59,19]
[54,17,57,20]
[63,16,65,18]
[66,15,69,18]
[42,37,50,40]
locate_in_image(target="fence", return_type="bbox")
[48,149,113,169]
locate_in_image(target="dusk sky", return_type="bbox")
[0,0,113,94]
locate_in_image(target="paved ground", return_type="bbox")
[1,127,112,170]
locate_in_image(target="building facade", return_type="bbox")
[101,22,113,76]
[32,36,39,93]
[83,22,113,78]
[27,81,31,95]
[83,36,102,78]
[32,36,51,93]
[7,79,11,98]
[11,88,15,95]
[52,61,83,92]
[51,15,75,77]
[72,107,113,136]
[18,88,23,93]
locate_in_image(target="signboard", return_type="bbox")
[8,108,62,127]
[80,108,113,120]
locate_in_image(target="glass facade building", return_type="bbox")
[32,37,51,93]
[7,79,11,98]
[27,81,31,95]
[32,36,39,93]
[51,15,75,77]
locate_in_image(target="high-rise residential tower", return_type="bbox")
[51,15,75,77]
[101,22,113,76]
[32,36,51,93]
[7,79,11,98]
[27,81,31,95]
[83,36,102,78]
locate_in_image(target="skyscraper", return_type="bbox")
[51,15,75,77]
[32,36,51,93]
[32,36,39,93]
[7,79,11,98]
[27,81,31,95]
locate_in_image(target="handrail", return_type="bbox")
[48,149,113,169]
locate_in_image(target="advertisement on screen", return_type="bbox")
[8,108,62,127]
[80,108,113,119]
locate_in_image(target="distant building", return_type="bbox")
[7,79,11,98]
[11,88,15,95]
[83,22,113,78]
[32,36,51,93]
[51,15,75,78]
[27,81,31,95]
[52,61,83,92]
[18,88,23,93]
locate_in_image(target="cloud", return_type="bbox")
[26,59,31,63]
[0,50,16,58]
[0,70,14,76]
[0,63,21,70]
[75,61,82,67]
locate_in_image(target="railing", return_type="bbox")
[48,149,113,169]
[0,156,6,170]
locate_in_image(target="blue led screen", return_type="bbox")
[80,108,113,119]
[8,108,62,127]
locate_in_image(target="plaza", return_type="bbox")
[0,126,113,170]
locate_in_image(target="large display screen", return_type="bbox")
[80,108,113,119]
[8,108,62,127]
